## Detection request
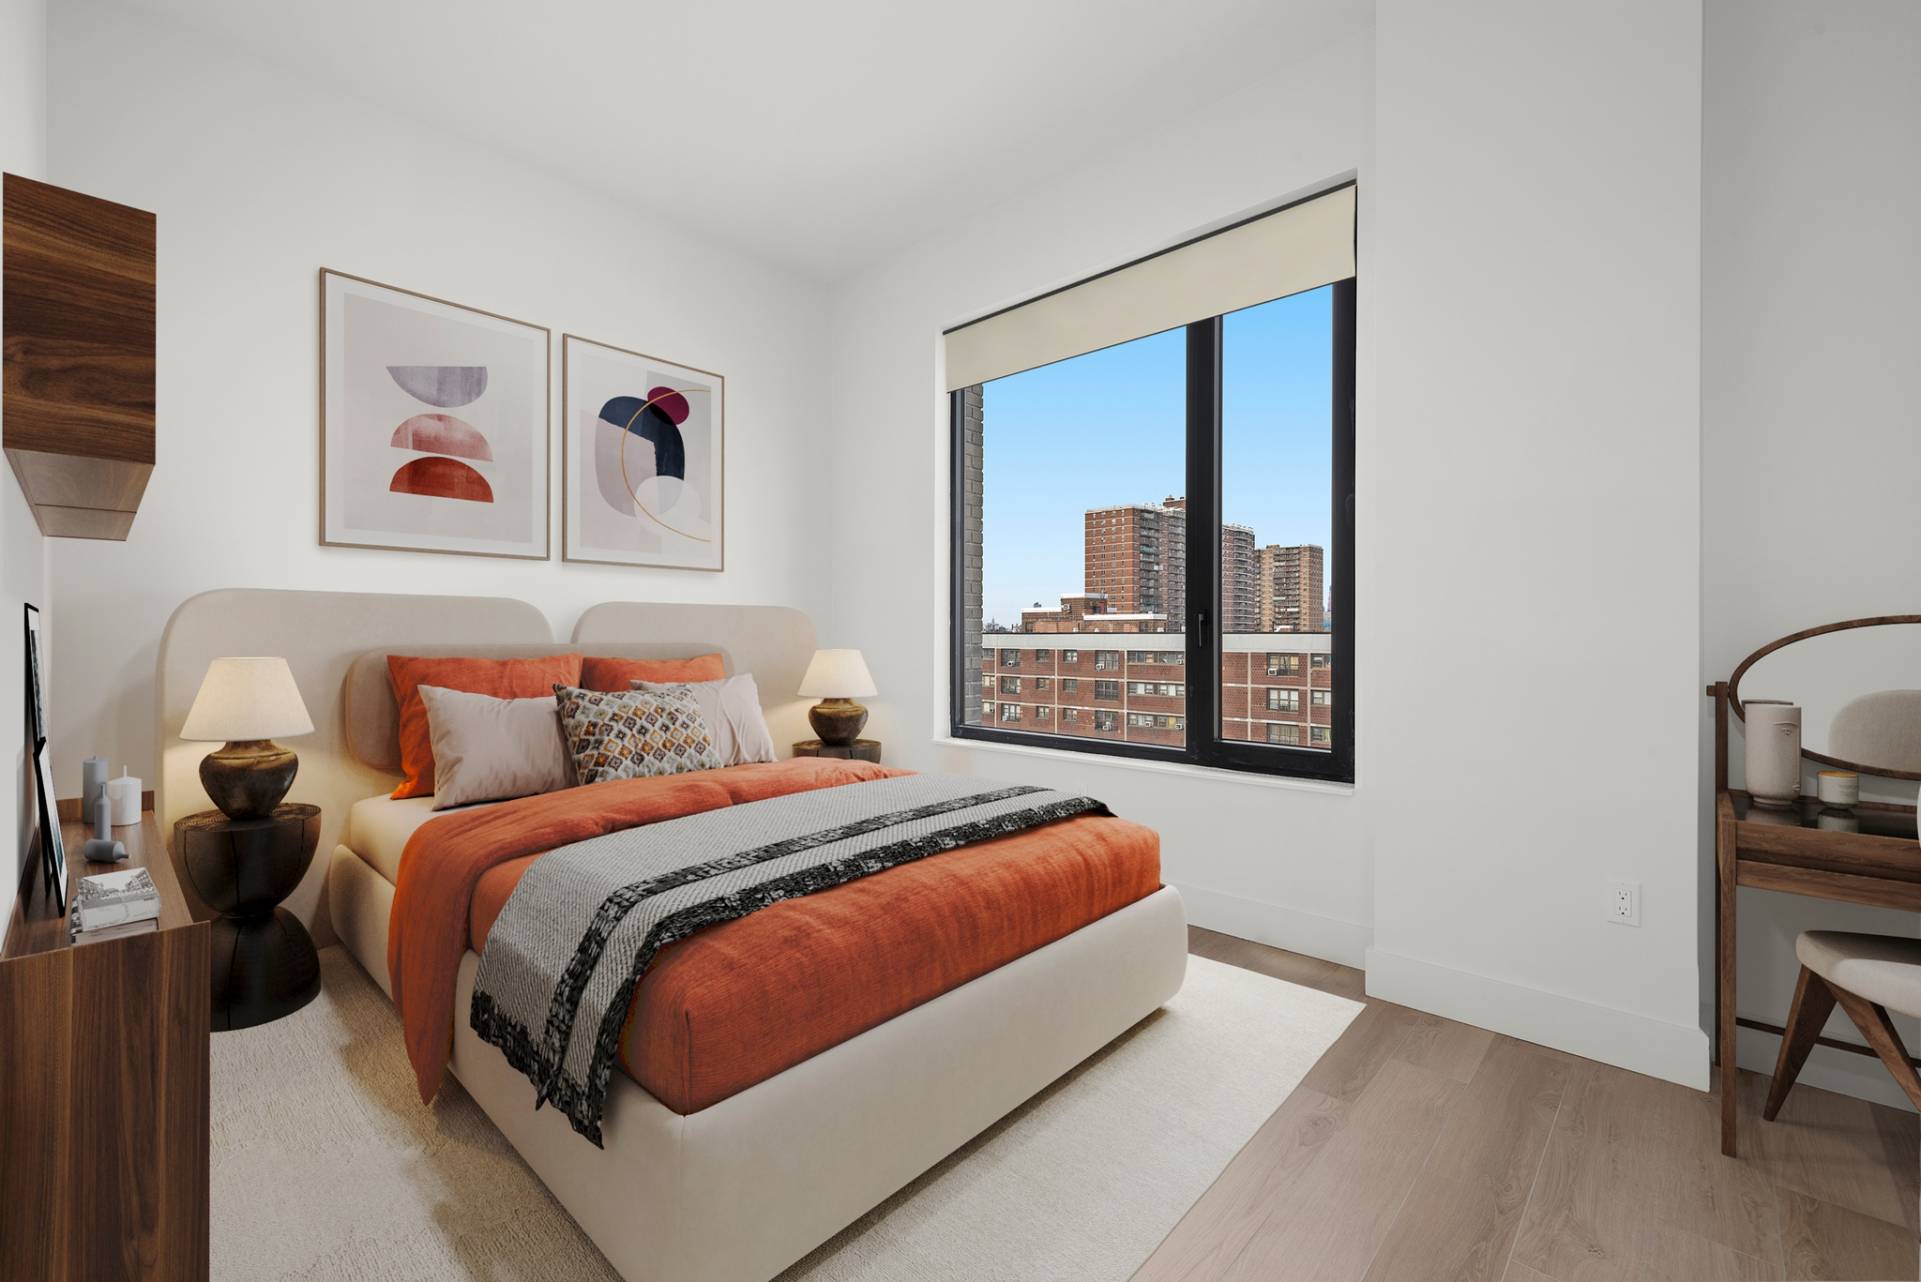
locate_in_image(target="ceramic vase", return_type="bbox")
[1745,700,1801,809]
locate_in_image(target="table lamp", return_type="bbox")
[180,657,315,820]
[799,649,877,746]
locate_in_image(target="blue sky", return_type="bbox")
[980,286,1333,626]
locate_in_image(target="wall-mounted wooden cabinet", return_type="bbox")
[3,173,155,540]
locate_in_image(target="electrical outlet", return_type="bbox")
[1606,880,1641,927]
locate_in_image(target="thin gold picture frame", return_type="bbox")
[560,332,726,572]
[318,268,553,561]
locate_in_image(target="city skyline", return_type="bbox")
[979,286,1334,626]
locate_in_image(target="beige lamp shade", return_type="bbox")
[180,657,315,742]
[799,649,877,699]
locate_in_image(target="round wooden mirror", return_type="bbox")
[1728,615,1921,780]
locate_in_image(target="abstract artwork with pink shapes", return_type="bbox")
[321,270,549,559]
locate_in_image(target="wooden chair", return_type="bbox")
[1765,930,1921,1119]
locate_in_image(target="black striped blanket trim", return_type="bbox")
[470,790,1108,1146]
[532,784,1049,1102]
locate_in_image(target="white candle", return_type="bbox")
[106,771,142,826]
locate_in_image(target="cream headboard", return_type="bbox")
[157,589,816,945]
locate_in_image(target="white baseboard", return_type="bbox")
[1175,881,1370,969]
[1364,947,1710,1090]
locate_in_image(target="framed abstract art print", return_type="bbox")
[562,334,724,571]
[320,270,550,559]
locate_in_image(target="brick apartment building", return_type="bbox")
[1084,501,1185,617]
[976,631,1333,749]
[1083,497,1319,636]
[1016,593,1156,634]
[1258,543,1326,633]
[1222,523,1258,632]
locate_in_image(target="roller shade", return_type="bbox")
[943,183,1355,392]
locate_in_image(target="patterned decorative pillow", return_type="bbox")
[552,684,722,785]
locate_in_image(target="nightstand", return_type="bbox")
[174,802,322,1031]
[794,738,882,763]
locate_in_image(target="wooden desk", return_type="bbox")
[1710,681,1921,1157]
[0,811,210,1281]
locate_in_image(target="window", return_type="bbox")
[1001,650,1020,668]
[1000,704,1022,724]
[1035,705,1051,722]
[949,183,1355,782]
[999,676,1021,695]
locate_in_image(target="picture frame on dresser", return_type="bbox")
[33,745,65,914]
[319,269,552,560]
[562,333,725,571]
[23,601,44,747]
[22,602,63,911]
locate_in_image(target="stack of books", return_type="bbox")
[69,867,161,944]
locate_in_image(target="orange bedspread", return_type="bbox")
[388,759,1161,1113]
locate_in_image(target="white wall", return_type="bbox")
[825,25,1376,965]
[1,0,50,940]
[1702,0,1921,1109]
[44,0,835,795]
[1367,0,1707,1087]
[826,6,1720,1101]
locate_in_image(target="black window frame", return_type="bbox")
[948,214,1356,784]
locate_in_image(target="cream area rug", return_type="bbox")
[211,947,1362,1281]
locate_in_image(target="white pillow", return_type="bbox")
[419,685,575,809]
[631,674,777,766]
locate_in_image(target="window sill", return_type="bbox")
[934,734,1356,796]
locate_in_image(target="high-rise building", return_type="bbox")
[1086,497,1272,634]
[1084,500,1184,619]
[1221,523,1258,632]
[1258,544,1325,633]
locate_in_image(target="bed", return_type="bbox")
[157,589,1187,1282]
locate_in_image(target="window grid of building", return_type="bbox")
[982,633,1331,750]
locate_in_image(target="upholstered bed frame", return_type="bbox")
[156,588,1187,1282]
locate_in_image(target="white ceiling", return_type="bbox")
[122,0,1367,279]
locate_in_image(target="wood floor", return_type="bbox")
[1134,928,1920,1282]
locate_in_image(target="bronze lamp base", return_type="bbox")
[808,698,869,747]
[200,739,298,821]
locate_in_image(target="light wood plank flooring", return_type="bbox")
[1134,927,1920,1282]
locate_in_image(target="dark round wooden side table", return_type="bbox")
[175,803,322,1031]
[793,739,882,763]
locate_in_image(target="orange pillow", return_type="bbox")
[581,653,725,692]
[387,653,584,799]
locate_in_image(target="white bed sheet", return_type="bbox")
[346,792,497,882]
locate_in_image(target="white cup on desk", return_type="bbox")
[1815,770,1859,810]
